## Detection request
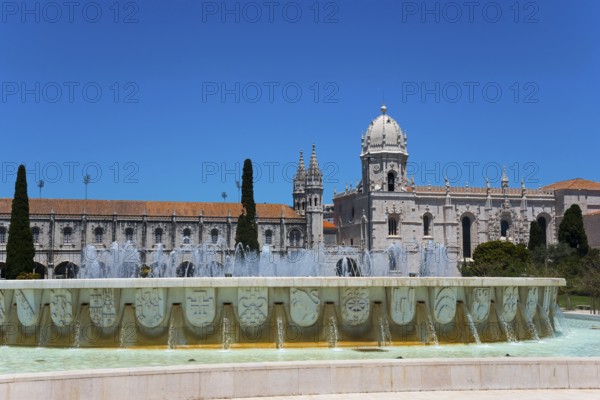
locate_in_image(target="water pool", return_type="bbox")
[0,318,598,375]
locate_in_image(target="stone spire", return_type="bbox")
[307,144,322,180]
[293,150,306,194]
[501,166,509,189]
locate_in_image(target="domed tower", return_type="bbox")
[292,150,307,216]
[305,144,324,248]
[361,104,409,193]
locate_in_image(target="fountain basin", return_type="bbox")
[0,277,564,347]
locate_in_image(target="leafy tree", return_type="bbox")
[558,204,589,256]
[235,159,259,252]
[5,165,35,279]
[579,249,600,313]
[461,241,530,277]
[527,220,544,250]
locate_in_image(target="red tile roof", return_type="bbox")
[0,199,302,219]
[323,221,336,230]
[543,178,600,191]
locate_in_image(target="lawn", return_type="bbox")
[558,294,593,310]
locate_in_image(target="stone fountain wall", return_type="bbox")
[0,277,564,347]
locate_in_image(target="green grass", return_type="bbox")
[558,294,592,310]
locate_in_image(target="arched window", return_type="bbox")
[155,228,163,244]
[423,215,431,236]
[125,227,134,242]
[264,229,273,245]
[31,226,40,243]
[387,172,395,192]
[501,220,510,238]
[0,227,6,243]
[462,216,472,258]
[289,229,301,247]
[537,217,547,246]
[183,228,192,238]
[211,229,219,244]
[388,217,398,236]
[63,227,73,244]
[94,227,104,244]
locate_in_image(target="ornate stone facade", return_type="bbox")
[0,201,309,277]
[332,105,600,275]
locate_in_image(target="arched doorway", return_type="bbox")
[177,261,195,277]
[336,257,361,277]
[33,262,46,278]
[55,261,79,279]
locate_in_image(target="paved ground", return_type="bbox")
[237,390,600,399]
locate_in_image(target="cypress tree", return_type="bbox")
[558,204,589,256]
[528,220,544,250]
[235,159,259,252]
[5,165,35,279]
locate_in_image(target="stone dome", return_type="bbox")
[361,105,407,154]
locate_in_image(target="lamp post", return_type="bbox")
[366,153,372,251]
[37,180,44,199]
[83,175,91,200]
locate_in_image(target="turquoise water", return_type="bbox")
[1,319,599,375]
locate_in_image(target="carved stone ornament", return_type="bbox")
[433,287,457,324]
[90,288,119,328]
[390,287,416,325]
[135,288,166,328]
[238,287,268,327]
[290,288,320,327]
[185,288,216,327]
[341,287,370,326]
[15,289,40,327]
[470,287,491,323]
[50,289,74,327]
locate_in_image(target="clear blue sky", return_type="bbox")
[1,0,598,204]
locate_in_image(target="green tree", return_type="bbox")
[558,204,589,256]
[461,240,530,277]
[235,159,259,252]
[5,165,35,279]
[527,220,544,251]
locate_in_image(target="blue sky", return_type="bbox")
[1,0,598,204]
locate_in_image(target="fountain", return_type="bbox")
[0,239,565,349]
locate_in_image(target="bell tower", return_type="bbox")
[360,105,409,193]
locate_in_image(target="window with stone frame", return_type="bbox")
[0,227,5,243]
[388,217,398,236]
[211,229,219,244]
[387,171,396,192]
[501,220,510,238]
[31,226,40,243]
[423,214,431,237]
[265,229,273,245]
[125,227,134,242]
[155,228,163,244]
[289,229,301,247]
[94,227,104,244]
[63,227,73,244]
[462,216,472,258]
